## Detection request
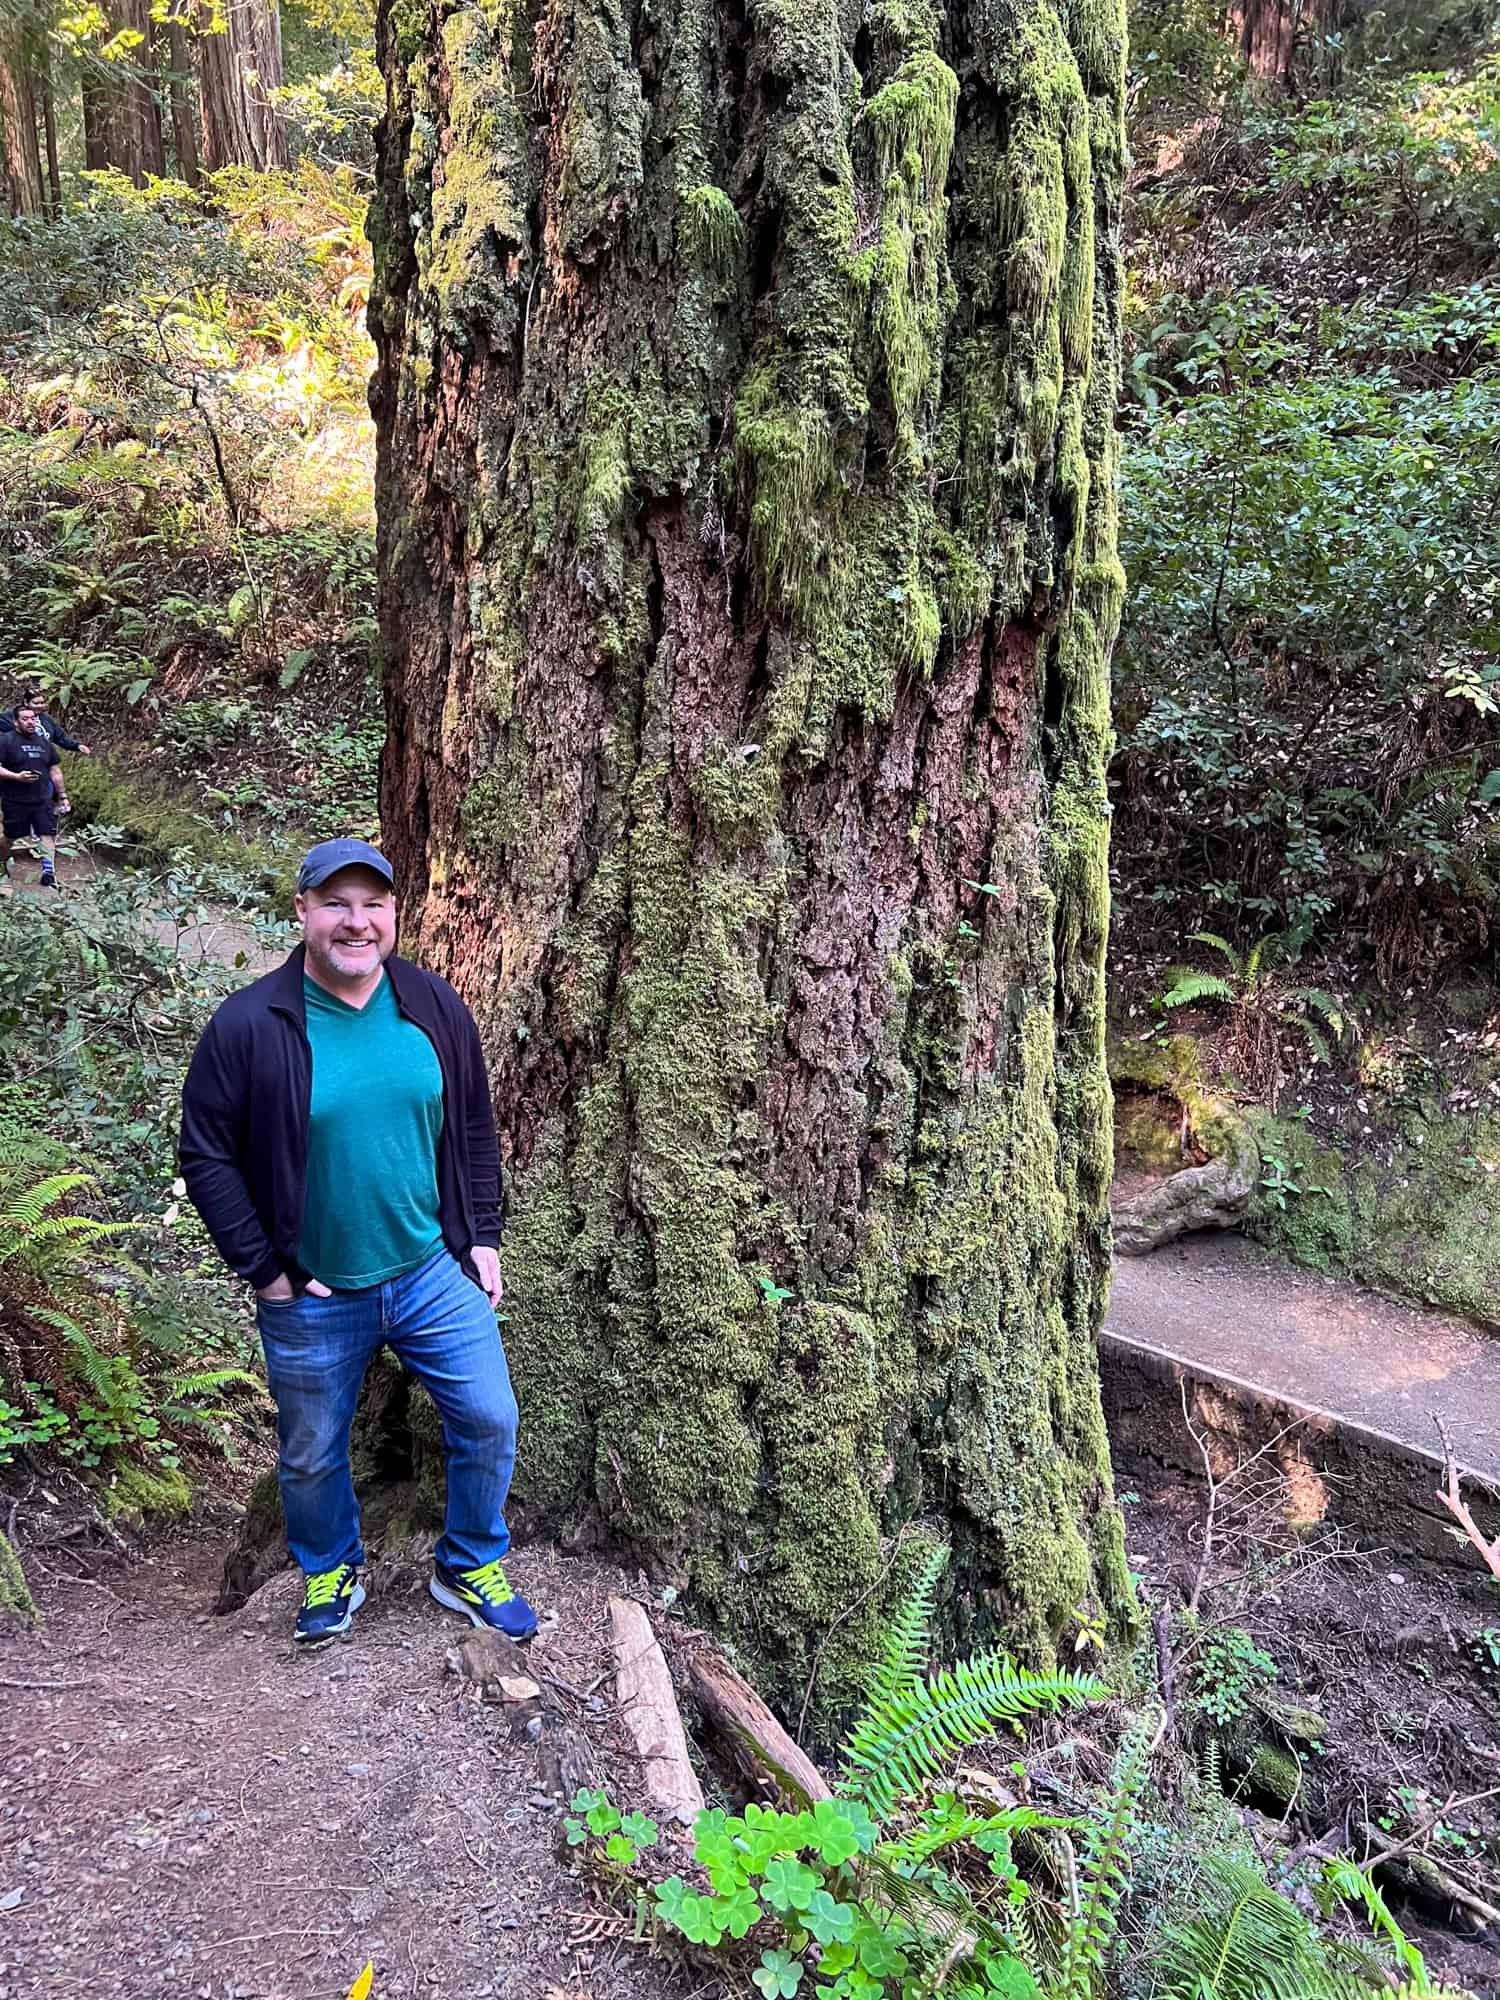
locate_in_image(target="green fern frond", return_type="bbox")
[854,1542,948,1729]
[1289,987,1347,1037]
[858,1852,1016,1964]
[36,1307,120,1404]
[1189,932,1239,969]
[1055,1718,1152,2000]
[161,1367,265,1400]
[1156,1855,1344,2000]
[1160,972,1235,1010]
[1320,1858,1428,1987]
[0,1171,92,1240]
[1295,1021,1332,1065]
[881,1804,1078,1870]
[843,1651,1104,1820]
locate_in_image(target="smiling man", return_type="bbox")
[180,837,535,1648]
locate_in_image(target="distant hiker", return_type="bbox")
[179,836,534,1650]
[0,702,91,756]
[0,703,69,889]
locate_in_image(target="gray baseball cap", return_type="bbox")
[296,837,394,892]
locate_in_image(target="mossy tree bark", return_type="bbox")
[370,0,1133,1700]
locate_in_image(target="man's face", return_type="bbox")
[295,867,396,983]
[15,709,39,736]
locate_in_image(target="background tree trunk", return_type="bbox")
[0,28,44,214]
[162,20,201,187]
[196,0,287,172]
[38,60,60,210]
[81,71,110,171]
[79,0,166,185]
[369,0,1134,1701]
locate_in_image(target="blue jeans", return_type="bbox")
[256,1246,517,1576]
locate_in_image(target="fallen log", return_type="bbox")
[609,1596,705,1826]
[686,1646,832,1806]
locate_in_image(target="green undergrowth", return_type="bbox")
[65,755,294,902]
[0,862,280,1583]
[563,1551,1473,1998]
[1246,1106,1500,1332]
[0,169,379,868]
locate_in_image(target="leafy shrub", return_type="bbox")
[0,1106,263,1486]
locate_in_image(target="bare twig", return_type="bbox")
[795,1525,916,1744]
[1182,1382,1219,1617]
[1151,1603,1176,1744]
[1432,1416,1500,1582]
[0,1675,97,1691]
[1358,1784,1500,1874]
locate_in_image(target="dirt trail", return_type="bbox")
[1108,1231,1500,1480]
[4,847,290,971]
[0,1539,698,2000]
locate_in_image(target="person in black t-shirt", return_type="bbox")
[0,702,91,755]
[0,704,69,888]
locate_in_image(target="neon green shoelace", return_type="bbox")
[304,1564,353,1608]
[460,1559,515,1605]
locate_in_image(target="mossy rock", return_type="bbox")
[1248,1107,1500,1328]
[103,1458,192,1523]
[1109,1036,1259,1254]
[1246,1741,1303,1808]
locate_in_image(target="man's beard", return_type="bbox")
[310,935,388,979]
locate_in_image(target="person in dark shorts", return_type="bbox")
[0,704,68,888]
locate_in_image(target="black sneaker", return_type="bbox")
[38,867,55,889]
[430,1558,537,1640]
[294,1563,364,1648]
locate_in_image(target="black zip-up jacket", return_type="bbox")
[179,947,502,1291]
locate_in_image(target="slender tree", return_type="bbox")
[37,49,59,209]
[370,0,1134,1697]
[161,16,201,185]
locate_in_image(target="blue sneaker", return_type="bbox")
[294,1563,365,1648]
[430,1558,537,1640]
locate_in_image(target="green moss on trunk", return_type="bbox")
[0,1529,38,1626]
[371,0,1134,1708]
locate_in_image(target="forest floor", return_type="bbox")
[0,1533,709,2000]
[4,1481,1497,1998]
[1119,1460,1500,1997]
[1108,1233,1500,1480]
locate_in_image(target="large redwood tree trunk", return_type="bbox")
[370,0,1134,1699]
[1,24,44,213]
[80,0,166,185]
[196,0,287,171]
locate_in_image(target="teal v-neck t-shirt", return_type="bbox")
[298,972,445,1289]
